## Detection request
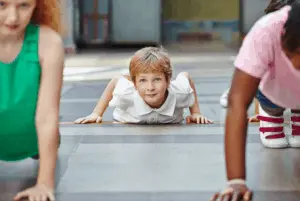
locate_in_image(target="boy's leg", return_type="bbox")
[256,90,288,148]
[289,109,300,147]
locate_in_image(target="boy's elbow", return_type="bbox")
[182,72,189,77]
[110,75,122,86]
[181,72,194,84]
[112,74,121,81]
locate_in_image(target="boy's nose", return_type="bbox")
[147,83,155,90]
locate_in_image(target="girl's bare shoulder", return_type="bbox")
[38,26,64,62]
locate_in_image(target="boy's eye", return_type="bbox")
[139,79,146,82]
[154,78,162,81]
[19,3,29,7]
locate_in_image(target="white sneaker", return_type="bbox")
[288,113,300,148]
[257,105,288,148]
[220,88,230,108]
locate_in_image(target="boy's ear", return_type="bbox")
[133,80,137,88]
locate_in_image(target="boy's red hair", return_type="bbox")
[129,47,173,82]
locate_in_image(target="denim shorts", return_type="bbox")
[255,90,281,109]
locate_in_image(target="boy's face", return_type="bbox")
[134,72,170,108]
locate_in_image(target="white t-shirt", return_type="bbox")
[108,72,195,124]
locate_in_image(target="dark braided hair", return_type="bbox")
[264,0,296,13]
[281,0,300,52]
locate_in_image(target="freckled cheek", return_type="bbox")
[135,84,146,96]
[0,14,6,24]
[155,85,167,97]
[156,87,164,94]
[136,83,146,91]
[157,82,168,90]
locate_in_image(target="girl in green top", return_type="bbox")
[0,0,64,200]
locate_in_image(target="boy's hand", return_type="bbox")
[248,115,260,122]
[210,182,252,201]
[186,113,212,124]
[14,184,55,201]
[74,113,102,124]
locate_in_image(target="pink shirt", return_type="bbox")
[234,5,300,109]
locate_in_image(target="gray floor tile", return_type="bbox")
[80,134,262,144]
[55,191,300,201]
[56,143,300,193]
[59,125,261,136]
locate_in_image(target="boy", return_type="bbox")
[75,47,212,124]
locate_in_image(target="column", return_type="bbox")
[61,0,76,53]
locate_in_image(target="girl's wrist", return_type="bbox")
[227,179,246,186]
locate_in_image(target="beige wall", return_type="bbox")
[163,0,239,21]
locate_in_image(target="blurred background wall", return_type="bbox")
[62,0,268,52]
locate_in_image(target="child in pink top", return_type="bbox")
[235,4,300,149]
[211,1,300,200]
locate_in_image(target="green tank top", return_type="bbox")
[0,24,40,161]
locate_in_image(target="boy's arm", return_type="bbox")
[181,72,201,114]
[92,75,126,116]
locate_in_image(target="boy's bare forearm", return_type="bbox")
[93,76,120,116]
[185,73,201,114]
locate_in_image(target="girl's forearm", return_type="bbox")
[225,104,248,181]
[36,121,59,188]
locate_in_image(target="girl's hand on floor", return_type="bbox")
[210,182,252,201]
[14,184,55,201]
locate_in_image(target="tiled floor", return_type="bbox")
[1,60,299,201]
